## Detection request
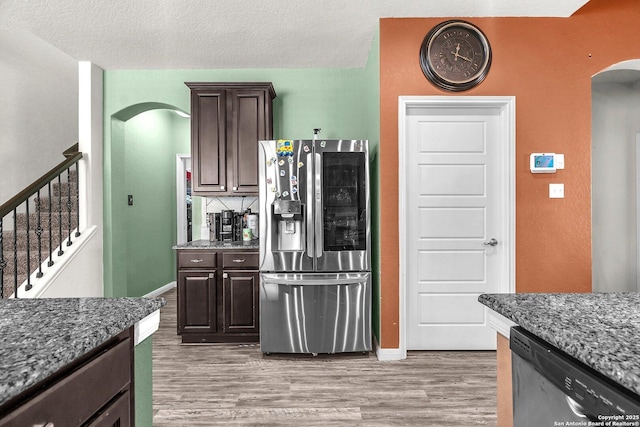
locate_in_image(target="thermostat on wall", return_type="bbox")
[530,153,556,173]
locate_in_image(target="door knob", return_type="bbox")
[483,238,498,247]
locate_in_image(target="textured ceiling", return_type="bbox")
[0,0,590,70]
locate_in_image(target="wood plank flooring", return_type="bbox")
[152,289,497,426]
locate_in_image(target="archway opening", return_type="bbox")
[592,60,640,293]
[105,103,190,297]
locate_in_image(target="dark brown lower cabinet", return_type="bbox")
[178,271,216,335]
[86,390,130,427]
[223,271,259,334]
[0,329,134,427]
[177,249,259,343]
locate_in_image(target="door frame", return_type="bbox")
[398,96,516,357]
[176,154,190,244]
[636,132,640,292]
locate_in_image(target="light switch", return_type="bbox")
[555,154,565,169]
[549,183,564,199]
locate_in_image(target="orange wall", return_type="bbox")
[379,0,640,348]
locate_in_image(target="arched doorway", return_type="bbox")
[105,103,190,297]
[592,60,640,293]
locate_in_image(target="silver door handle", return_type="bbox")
[315,152,323,257]
[262,273,369,286]
[306,152,315,257]
[483,238,498,247]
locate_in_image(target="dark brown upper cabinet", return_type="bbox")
[185,82,276,195]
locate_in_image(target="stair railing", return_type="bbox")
[0,144,82,298]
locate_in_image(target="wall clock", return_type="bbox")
[419,20,492,92]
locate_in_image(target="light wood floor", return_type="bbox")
[152,289,497,426]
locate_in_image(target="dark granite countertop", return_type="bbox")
[479,292,640,396]
[0,297,165,406]
[173,239,259,250]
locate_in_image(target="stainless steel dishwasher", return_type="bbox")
[511,327,640,426]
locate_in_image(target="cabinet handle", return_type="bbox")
[220,185,225,190]
[223,273,228,279]
[233,186,238,191]
[209,273,214,279]
[190,259,204,263]
[232,259,245,263]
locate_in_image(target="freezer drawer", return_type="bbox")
[260,273,371,354]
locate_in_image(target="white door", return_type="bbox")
[401,97,514,351]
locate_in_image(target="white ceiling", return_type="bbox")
[0,0,590,70]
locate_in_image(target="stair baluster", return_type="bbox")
[47,182,54,267]
[66,167,73,247]
[25,201,32,292]
[57,174,64,257]
[75,164,81,238]
[13,210,18,298]
[35,190,43,278]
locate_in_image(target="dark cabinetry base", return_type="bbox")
[0,328,134,427]
[181,334,259,344]
[177,248,259,344]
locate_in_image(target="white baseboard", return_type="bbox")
[144,281,176,298]
[376,346,406,361]
[374,335,406,361]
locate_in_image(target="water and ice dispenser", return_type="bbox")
[272,199,304,251]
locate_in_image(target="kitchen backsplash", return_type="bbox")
[191,196,259,242]
[204,196,259,214]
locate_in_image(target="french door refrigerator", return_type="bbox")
[258,139,371,355]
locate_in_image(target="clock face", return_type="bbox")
[420,21,492,92]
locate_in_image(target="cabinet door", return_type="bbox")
[228,89,270,194]
[190,89,227,193]
[222,271,259,334]
[178,271,216,334]
[85,390,130,427]
[0,337,132,427]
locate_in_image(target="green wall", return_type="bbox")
[104,65,380,299]
[103,32,381,339]
[124,110,190,297]
[134,337,153,426]
[104,30,381,424]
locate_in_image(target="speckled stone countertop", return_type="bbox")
[173,239,259,250]
[0,297,165,406]
[479,292,640,396]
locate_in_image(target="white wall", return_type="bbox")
[0,28,78,207]
[1,29,104,298]
[38,227,103,297]
[40,62,104,298]
[592,76,640,292]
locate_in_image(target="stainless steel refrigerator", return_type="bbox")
[258,139,371,355]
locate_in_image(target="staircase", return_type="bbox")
[0,146,81,299]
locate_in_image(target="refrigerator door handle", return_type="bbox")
[314,152,323,258]
[262,273,369,286]
[306,152,314,258]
